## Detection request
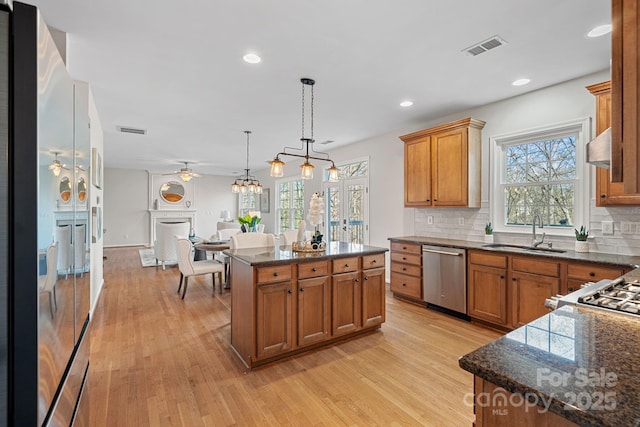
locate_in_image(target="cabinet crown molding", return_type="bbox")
[399,117,486,143]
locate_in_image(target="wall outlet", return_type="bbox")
[602,221,614,235]
[458,217,464,226]
[427,215,433,225]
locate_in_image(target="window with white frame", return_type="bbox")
[491,118,590,235]
[238,192,258,218]
[276,178,304,233]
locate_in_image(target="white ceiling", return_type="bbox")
[29,0,611,177]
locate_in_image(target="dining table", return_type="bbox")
[193,240,232,286]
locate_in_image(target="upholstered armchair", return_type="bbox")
[154,221,190,270]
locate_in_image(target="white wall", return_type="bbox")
[103,69,640,257]
[103,170,240,246]
[88,87,104,314]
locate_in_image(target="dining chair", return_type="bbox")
[215,229,241,281]
[55,225,71,278]
[39,242,58,319]
[155,221,190,270]
[175,236,225,299]
[74,224,86,277]
[230,232,276,249]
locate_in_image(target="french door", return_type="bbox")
[324,177,369,244]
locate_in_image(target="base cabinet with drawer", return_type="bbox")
[468,251,508,326]
[230,251,386,369]
[390,241,423,301]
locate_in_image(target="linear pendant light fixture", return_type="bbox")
[231,131,263,194]
[269,78,339,182]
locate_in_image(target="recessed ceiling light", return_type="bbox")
[243,53,261,64]
[400,100,413,107]
[512,78,530,87]
[587,24,612,38]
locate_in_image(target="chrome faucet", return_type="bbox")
[532,214,546,247]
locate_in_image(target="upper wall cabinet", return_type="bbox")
[611,0,640,193]
[400,117,485,208]
[588,81,640,205]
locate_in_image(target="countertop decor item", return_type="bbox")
[574,225,589,252]
[268,78,339,182]
[238,213,261,232]
[231,131,263,194]
[484,222,493,243]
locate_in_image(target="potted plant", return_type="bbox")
[484,222,494,243]
[574,226,589,253]
[238,214,261,232]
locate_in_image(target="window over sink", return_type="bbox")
[490,118,590,236]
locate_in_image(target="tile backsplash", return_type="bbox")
[413,201,640,256]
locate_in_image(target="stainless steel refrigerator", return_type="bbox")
[1,2,90,425]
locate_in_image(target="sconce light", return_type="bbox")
[231,131,263,194]
[269,78,339,182]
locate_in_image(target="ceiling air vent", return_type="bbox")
[117,126,147,135]
[462,35,507,56]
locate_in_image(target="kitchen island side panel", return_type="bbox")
[230,259,256,368]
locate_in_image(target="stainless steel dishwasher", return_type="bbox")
[422,245,467,314]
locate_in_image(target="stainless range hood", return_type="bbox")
[586,127,611,169]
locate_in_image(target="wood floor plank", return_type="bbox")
[89,247,500,426]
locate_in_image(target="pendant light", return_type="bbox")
[231,131,263,194]
[269,78,339,182]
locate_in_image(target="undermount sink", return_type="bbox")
[481,243,566,254]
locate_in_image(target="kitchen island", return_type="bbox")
[227,242,387,369]
[459,301,640,427]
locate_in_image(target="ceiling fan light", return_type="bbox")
[180,172,192,182]
[300,161,314,180]
[51,164,61,176]
[269,158,285,177]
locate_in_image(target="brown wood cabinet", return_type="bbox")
[467,251,508,326]
[230,251,386,369]
[587,80,640,205]
[400,117,485,208]
[297,273,331,347]
[390,241,423,301]
[468,248,632,330]
[611,0,640,192]
[565,261,627,294]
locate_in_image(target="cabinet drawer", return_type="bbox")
[257,265,292,284]
[511,256,560,277]
[390,252,421,266]
[567,263,624,281]
[363,253,385,270]
[469,251,507,269]
[390,241,422,255]
[298,260,329,279]
[391,262,422,277]
[390,272,422,299]
[333,257,359,274]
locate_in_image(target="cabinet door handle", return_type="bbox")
[287,289,292,294]
[500,275,504,279]
[600,194,606,198]
[311,267,317,272]
[354,278,359,282]
[434,199,437,202]
[300,287,305,292]
[512,278,516,281]
[364,276,369,281]
[589,272,595,277]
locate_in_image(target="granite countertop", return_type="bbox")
[459,305,640,427]
[389,236,640,268]
[225,241,388,266]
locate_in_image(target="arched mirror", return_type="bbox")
[160,181,185,203]
[77,177,87,202]
[59,177,71,203]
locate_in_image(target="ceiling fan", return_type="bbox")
[164,161,201,182]
[49,151,70,176]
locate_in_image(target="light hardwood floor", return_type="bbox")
[89,247,501,426]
